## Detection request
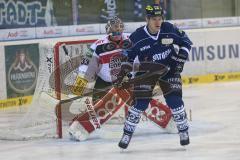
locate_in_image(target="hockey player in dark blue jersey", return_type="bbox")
[118,4,193,149]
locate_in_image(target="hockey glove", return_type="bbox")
[171,51,188,74]
[114,62,133,88]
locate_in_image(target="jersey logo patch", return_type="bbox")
[161,38,173,45]
[109,55,121,77]
[140,45,151,51]
[153,49,171,61]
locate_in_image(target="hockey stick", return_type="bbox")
[62,44,79,76]
[60,66,169,104]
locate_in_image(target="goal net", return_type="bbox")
[0,40,96,140]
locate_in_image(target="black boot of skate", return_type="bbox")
[179,131,190,146]
[118,133,132,149]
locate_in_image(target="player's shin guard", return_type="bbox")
[171,105,189,146]
[118,106,142,149]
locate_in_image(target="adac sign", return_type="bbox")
[5,44,39,98]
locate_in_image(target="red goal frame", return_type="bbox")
[54,39,96,138]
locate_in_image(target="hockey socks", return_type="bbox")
[171,105,189,146]
[118,107,142,149]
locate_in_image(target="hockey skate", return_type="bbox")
[118,133,132,149]
[179,131,190,146]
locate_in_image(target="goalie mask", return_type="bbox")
[105,16,124,41]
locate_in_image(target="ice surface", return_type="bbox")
[0,82,240,160]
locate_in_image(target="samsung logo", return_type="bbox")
[190,44,240,61]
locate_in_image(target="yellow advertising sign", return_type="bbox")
[71,76,88,96]
[0,96,32,109]
[182,72,240,85]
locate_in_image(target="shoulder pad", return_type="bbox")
[129,26,145,43]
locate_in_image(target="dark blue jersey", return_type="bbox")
[127,22,192,72]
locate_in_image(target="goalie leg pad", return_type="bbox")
[68,121,90,141]
[144,99,172,128]
[69,88,131,141]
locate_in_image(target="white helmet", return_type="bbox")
[105,16,124,41]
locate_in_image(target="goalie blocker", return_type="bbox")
[68,87,172,141]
